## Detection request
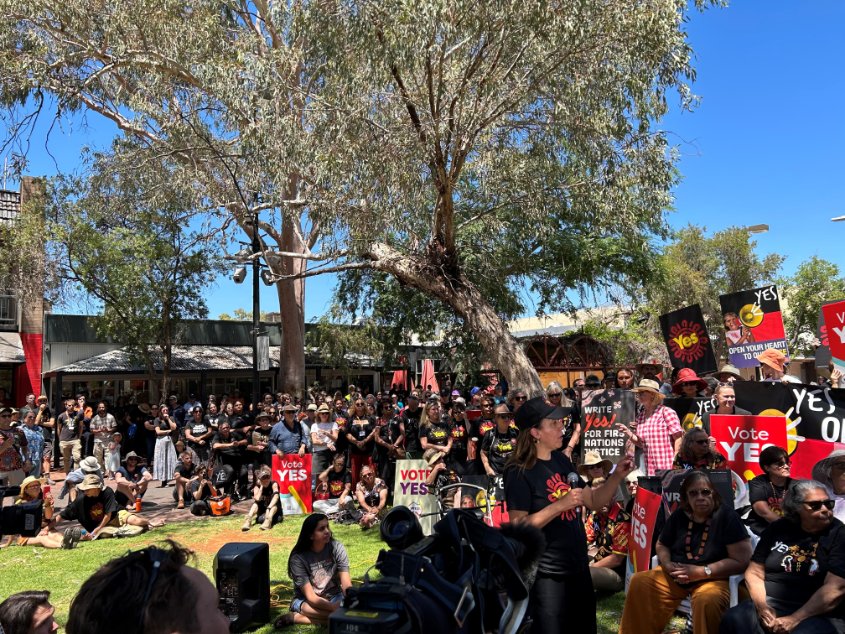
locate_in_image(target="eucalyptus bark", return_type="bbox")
[364,242,543,395]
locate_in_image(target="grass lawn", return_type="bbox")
[0,515,632,633]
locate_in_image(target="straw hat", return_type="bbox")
[578,450,612,477]
[78,474,104,491]
[424,448,446,466]
[631,379,663,397]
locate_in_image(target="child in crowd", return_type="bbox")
[106,431,122,479]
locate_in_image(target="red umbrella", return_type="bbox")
[420,359,439,394]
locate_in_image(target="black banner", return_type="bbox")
[659,304,717,374]
[580,389,637,460]
[664,381,845,479]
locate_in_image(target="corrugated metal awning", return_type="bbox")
[0,332,25,364]
[49,345,282,375]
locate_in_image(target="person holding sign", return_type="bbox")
[720,480,845,634]
[757,349,800,384]
[505,396,635,634]
[700,383,751,437]
[746,446,793,536]
[620,470,751,634]
[672,428,727,471]
[615,379,683,476]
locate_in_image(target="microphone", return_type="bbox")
[567,471,581,519]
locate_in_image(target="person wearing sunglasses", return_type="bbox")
[507,389,529,412]
[672,427,727,471]
[812,450,845,524]
[621,470,751,634]
[745,445,794,537]
[720,480,845,634]
[546,382,582,459]
[65,541,229,634]
[480,404,519,478]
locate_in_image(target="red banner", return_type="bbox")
[629,487,662,573]
[710,415,788,480]
[272,453,312,515]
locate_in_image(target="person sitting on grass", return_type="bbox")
[0,590,59,634]
[313,453,353,515]
[0,476,69,550]
[242,466,282,531]
[354,465,387,529]
[65,540,230,634]
[57,456,102,503]
[44,474,161,543]
[183,464,218,516]
[274,513,352,629]
[173,451,198,510]
[114,452,152,511]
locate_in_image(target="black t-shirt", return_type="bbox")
[401,408,422,453]
[424,421,451,448]
[174,462,196,479]
[376,417,401,460]
[448,419,469,465]
[61,487,120,532]
[746,474,791,536]
[212,431,245,457]
[326,469,352,499]
[559,403,581,446]
[117,465,148,483]
[752,518,845,615]
[347,418,375,456]
[58,411,82,441]
[659,504,748,566]
[186,418,211,442]
[481,427,519,475]
[504,452,587,575]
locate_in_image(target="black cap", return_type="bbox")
[513,396,567,431]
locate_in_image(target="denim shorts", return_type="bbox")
[291,592,343,613]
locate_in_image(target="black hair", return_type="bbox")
[679,470,722,514]
[759,445,789,470]
[288,513,331,580]
[0,590,51,634]
[66,541,198,634]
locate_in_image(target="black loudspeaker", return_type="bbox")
[214,542,270,632]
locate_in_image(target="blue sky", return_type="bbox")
[3,2,844,321]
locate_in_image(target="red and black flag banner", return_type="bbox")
[659,304,717,375]
[719,285,788,369]
[664,381,845,480]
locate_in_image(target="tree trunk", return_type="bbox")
[364,242,543,396]
[275,214,307,397]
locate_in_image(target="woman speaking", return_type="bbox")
[505,396,634,634]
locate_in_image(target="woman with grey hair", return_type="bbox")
[811,449,845,523]
[720,480,845,634]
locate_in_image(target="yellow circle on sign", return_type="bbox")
[758,408,799,454]
[739,303,764,328]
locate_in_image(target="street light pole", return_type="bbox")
[251,206,261,410]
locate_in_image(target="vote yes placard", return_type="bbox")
[710,415,787,479]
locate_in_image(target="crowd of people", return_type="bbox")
[3,346,845,633]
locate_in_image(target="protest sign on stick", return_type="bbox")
[272,453,312,515]
[719,285,788,368]
[659,304,717,374]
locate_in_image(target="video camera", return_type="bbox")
[329,507,544,634]
[0,481,43,538]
